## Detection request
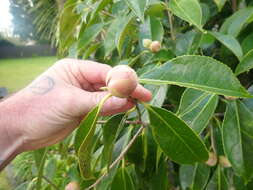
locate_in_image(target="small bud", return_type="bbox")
[219,155,232,168]
[149,41,161,53]
[205,152,217,166]
[65,181,80,190]
[142,39,152,48]
[224,96,237,100]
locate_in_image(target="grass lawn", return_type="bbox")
[0,56,57,93]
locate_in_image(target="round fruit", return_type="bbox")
[65,181,80,190]
[149,41,161,53]
[219,155,232,168]
[106,65,138,98]
[142,39,152,48]
[205,152,217,166]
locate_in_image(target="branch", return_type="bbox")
[96,120,144,125]
[42,176,60,190]
[85,125,145,190]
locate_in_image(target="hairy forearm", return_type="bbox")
[0,96,24,171]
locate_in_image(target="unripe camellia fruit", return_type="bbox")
[142,38,152,48]
[149,41,161,53]
[219,155,232,168]
[106,65,138,98]
[205,152,217,166]
[65,181,80,190]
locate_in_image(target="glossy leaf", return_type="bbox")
[177,88,218,134]
[97,129,132,190]
[179,163,210,190]
[102,114,125,168]
[111,167,135,190]
[115,13,134,55]
[139,55,251,98]
[59,0,80,52]
[168,0,203,32]
[34,148,47,190]
[104,18,123,57]
[209,31,243,60]
[145,105,209,164]
[139,16,164,45]
[235,49,253,75]
[175,31,197,56]
[124,0,147,22]
[220,7,253,37]
[222,101,253,182]
[76,106,100,179]
[242,33,253,54]
[78,23,104,50]
[206,166,228,190]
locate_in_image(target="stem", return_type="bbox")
[42,176,60,190]
[165,0,176,41]
[232,0,237,12]
[85,125,145,190]
[97,120,143,125]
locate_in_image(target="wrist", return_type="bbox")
[0,95,25,170]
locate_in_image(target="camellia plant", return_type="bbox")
[13,0,253,189]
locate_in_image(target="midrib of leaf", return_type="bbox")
[148,106,202,161]
[191,95,217,133]
[171,0,203,32]
[222,102,246,177]
[178,92,209,117]
[190,164,198,189]
[139,78,251,98]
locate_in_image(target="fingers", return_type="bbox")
[131,84,152,102]
[57,58,112,85]
[76,90,134,116]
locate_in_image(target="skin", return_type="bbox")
[0,58,152,170]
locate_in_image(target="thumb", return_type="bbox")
[75,90,134,116]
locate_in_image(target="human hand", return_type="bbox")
[3,59,152,152]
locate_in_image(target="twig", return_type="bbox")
[165,0,176,41]
[85,125,145,190]
[42,176,60,190]
[232,0,237,12]
[96,120,143,125]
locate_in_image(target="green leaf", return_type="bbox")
[235,49,253,75]
[220,7,253,37]
[209,31,243,60]
[242,33,253,54]
[124,0,147,22]
[177,88,218,134]
[34,148,47,190]
[78,23,104,50]
[179,163,210,190]
[175,30,197,56]
[59,0,80,53]
[168,0,203,32]
[213,0,227,11]
[206,166,228,190]
[102,114,125,169]
[97,128,132,190]
[222,100,253,182]
[111,167,135,190]
[89,0,112,25]
[115,13,134,55]
[145,105,209,164]
[139,16,164,44]
[146,2,166,17]
[139,55,251,98]
[104,18,123,57]
[76,106,100,179]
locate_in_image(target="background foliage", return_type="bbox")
[10,0,253,189]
